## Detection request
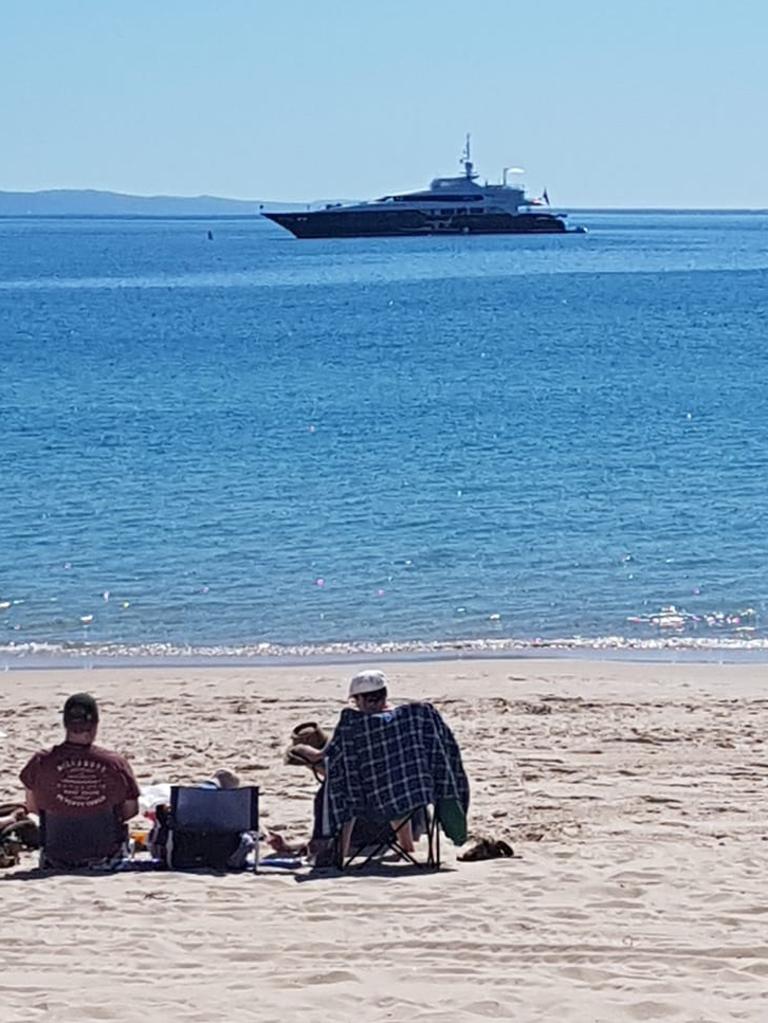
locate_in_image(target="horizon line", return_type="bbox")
[0,188,765,215]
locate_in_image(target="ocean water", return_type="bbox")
[2,212,768,663]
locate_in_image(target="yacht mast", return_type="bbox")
[460,133,476,180]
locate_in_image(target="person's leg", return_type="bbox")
[267,832,308,855]
[339,819,356,860]
[391,818,415,853]
[266,780,326,858]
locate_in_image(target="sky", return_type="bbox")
[1,0,766,207]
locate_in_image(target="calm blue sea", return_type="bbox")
[2,212,768,664]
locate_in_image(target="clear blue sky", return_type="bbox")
[2,0,765,207]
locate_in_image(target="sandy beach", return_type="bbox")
[1,658,767,1022]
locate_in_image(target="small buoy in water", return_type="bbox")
[207,230,214,241]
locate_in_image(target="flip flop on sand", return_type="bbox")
[458,838,515,862]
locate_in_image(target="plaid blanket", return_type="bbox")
[321,702,469,840]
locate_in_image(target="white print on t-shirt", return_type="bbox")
[55,757,110,809]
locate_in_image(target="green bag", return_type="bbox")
[437,797,467,845]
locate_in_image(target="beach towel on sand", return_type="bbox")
[322,702,469,843]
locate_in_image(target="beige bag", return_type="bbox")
[284,721,329,768]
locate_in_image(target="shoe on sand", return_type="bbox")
[458,838,515,862]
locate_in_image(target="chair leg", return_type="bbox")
[424,806,441,869]
[339,806,441,871]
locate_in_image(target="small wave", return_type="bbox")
[4,633,768,667]
[626,603,757,631]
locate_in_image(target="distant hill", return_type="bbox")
[0,189,305,217]
[1,192,761,218]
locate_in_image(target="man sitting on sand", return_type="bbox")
[20,692,140,868]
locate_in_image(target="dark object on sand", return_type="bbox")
[458,838,515,862]
[0,802,40,851]
[1,805,40,867]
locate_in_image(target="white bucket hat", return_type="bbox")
[348,669,388,698]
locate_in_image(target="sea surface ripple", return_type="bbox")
[2,213,768,664]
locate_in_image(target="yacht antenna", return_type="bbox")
[460,133,475,180]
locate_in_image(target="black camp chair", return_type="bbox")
[39,808,128,869]
[335,804,440,870]
[166,785,260,872]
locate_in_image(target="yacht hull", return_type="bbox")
[264,209,568,239]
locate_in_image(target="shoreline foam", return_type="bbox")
[4,631,768,669]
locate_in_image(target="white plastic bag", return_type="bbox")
[138,783,171,815]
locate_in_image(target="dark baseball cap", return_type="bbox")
[63,692,99,725]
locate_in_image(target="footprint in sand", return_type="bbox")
[287,969,358,987]
[458,1000,510,1018]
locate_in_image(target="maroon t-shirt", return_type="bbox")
[20,742,140,816]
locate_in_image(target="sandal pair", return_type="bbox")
[458,838,515,862]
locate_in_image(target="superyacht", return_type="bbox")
[263,136,583,239]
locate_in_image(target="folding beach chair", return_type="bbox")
[166,785,260,872]
[39,808,129,869]
[322,703,469,872]
[335,803,441,870]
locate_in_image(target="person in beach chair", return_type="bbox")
[317,677,470,870]
[162,781,260,871]
[20,693,140,870]
[274,670,415,861]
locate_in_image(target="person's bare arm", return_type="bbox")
[120,798,139,821]
[24,788,39,814]
[290,743,325,765]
